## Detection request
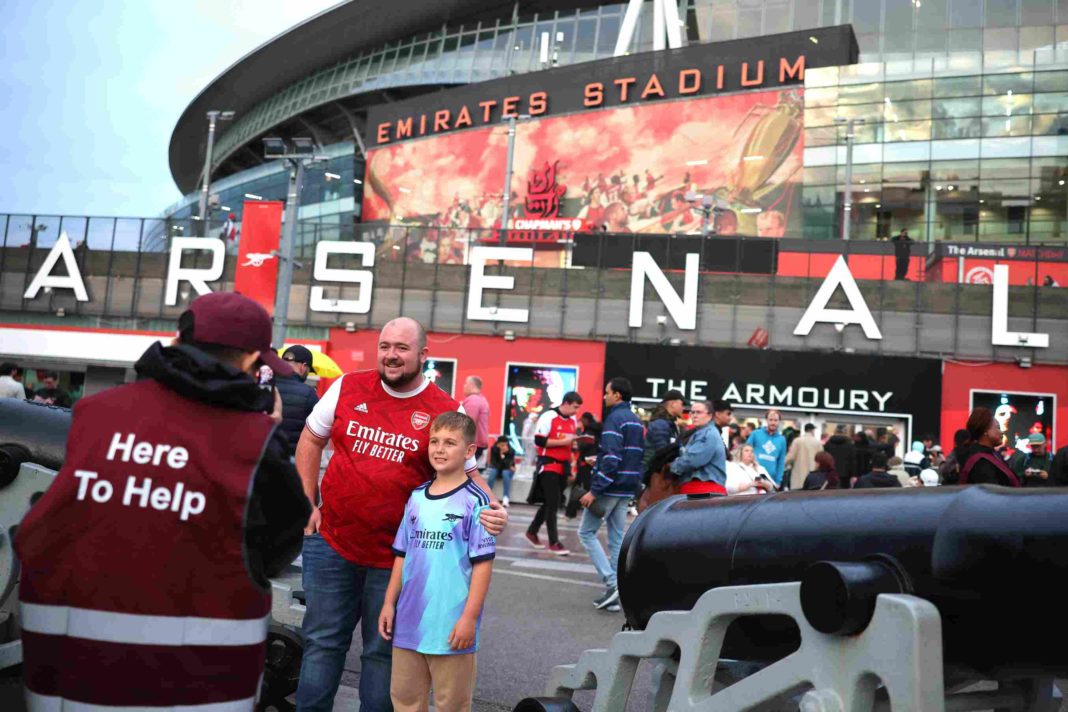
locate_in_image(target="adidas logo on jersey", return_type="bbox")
[354,403,369,413]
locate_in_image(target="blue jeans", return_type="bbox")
[484,467,514,498]
[296,534,393,712]
[577,496,630,590]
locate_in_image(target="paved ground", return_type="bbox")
[4,503,1068,710]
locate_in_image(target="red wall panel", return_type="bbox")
[941,360,1068,451]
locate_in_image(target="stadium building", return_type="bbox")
[3,0,1068,453]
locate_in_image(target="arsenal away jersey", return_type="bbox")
[391,479,495,655]
[306,370,471,568]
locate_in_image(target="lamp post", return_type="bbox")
[263,137,321,347]
[499,114,532,245]
[834,117,865,241]
[198,110,235,235]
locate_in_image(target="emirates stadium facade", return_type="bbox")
[161,0,1068,251]
[4,0,1068,451]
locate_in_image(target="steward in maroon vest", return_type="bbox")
[16,292,310,710]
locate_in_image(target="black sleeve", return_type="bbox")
[534,435,548,448]
[244,429,312,589]
[1052,447,1068,487]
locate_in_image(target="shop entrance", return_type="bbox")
[731,407,911,460]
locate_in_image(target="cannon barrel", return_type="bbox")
[618,487,1068,675]
[0,399,71,486]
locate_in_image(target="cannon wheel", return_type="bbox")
[513,697,582,712]
[258,623,303,712]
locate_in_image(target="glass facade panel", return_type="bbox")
[985,0,1019,26]
[838,82,885,105]
[933,116,983,138]
[982,115,1032,135]
[1019,25,1054,51]
[983,72,1033,94]
[1034,70,1068,93]
[886,79,932,101]
[981,92,1033,115]
[935,74,984,96]
[851,0,882,34]
[765,1,791,33]
[949,0,983,27]
[792,0,821,29]
[1021,0,1054,24]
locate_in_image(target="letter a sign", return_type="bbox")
[793,256,882,339]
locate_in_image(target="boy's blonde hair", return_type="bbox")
[430,411,476,445]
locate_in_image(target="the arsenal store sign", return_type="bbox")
[603,342,942,438]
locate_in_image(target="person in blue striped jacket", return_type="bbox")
[579,376,644,612]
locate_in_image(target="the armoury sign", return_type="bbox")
[604,342,943,439]
[368,26,858,146]
[23,237,1049,350]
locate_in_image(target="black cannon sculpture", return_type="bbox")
[619,487,1068,677]
[518,488,1068,711]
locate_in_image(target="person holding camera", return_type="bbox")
[726,444,776,496]
[1014,433,1056,487]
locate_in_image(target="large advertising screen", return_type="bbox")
[970,390,1056,451]
[363,88,803,262]
[502,363,579,457]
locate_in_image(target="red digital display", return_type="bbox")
[363,88,804,263]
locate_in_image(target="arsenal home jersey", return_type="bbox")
[306,370,470,568]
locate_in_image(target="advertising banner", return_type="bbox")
[234,200,284,311]
[502,363,579,456]
[364,88,804,261]
[970,389,1056,451]
[929,243,1068,286]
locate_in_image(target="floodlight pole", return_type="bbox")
[198,110,234,236]
[499,114,531,245]
[273,159,304,348]
[836,117,865,242]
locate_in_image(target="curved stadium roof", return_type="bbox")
[168,0,600,193]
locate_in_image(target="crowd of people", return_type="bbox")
[8,296,1068,712]
[0,363,74,406]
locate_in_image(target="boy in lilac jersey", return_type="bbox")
[379,412,495,712]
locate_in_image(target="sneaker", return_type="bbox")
[605,602,622,612]
[593,586,620,610]
[548,542,570,556]
[524,532,544,549]
[502,496,510,508]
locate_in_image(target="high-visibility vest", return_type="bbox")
[16,379,276,710]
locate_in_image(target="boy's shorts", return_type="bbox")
[390,647,477,712]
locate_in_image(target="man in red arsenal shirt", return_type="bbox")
[294,317,507,712]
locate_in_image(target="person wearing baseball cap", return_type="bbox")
[277,345,320,458]
[16,291,310,709]
[642,389,687,474]
[1014,432,1056,487]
